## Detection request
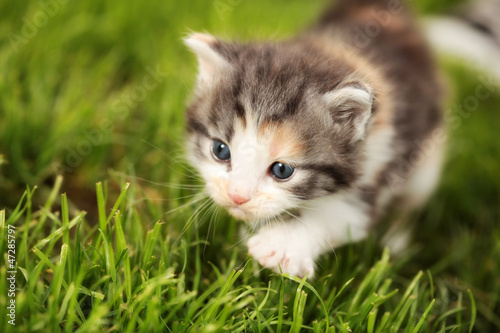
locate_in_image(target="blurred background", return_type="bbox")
[0,0,499,330]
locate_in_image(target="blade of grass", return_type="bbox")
[114,210,131,300]
[96,182,107,231]
[367,309,378,333]
[34,212,85,249]
[291,290,308,333]
[105,182,130,226]
[412,299,435,333]
[283,273,330,329]
[142,221,164,272]
[33,175,63,235]
[49,244,68,325]
[32,247,105,300]
[203,268,244,323]
[98,229,117,285]
[388,270,423,324]
[61,193,70,246]
[277,275,285,333]
[468,289,476,333]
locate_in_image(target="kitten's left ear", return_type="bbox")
[322,85,375,142]
[184,32,231,85]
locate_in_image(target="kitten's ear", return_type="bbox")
[184,32,231,85]
[322,85,374,142]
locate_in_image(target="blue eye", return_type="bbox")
[212,140,231,161]
[270,162,294,180]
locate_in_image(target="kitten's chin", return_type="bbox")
[227,206,284,225]
[227,207,255,222]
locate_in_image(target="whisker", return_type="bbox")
[171,197,213,252]
[202,201,219,253]
[109,171,204,189]
[162,192,208,217]
[133,192,205,203]
[160,160,203,181]
[212,205,222,241]
[193,199,217,230]
[140,139,203,181]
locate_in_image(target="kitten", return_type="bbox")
[183,0,444,278]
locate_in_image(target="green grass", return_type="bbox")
[0,0,499,332]
[0,185,479,332]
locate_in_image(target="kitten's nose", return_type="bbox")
[228,193,250,205]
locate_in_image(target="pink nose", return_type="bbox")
[228,193,250,205]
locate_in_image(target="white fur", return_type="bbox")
[191,106,442,278]
[382,134,446,254]
[403,136,445,208]
[322,86,374,142]
[424,16,500,82]
[359,125,396,185]
[245,129,444,278]
[248,223,315,278]
[184,33,230,85]
[192,113,443,278]
[185,33,446,279]
[248,191,370,277]
[190,116,303,222]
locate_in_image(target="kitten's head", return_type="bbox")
[184,33,374,223]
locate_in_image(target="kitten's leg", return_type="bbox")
[382,137,445,253]
[247,192,371,278]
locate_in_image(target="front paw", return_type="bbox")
[247,227,315,278]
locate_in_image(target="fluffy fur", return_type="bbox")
[184,0,444,278]
[425,0,500,82]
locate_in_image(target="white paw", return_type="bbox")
[247,227,315,278]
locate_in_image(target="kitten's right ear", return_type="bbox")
[322,84,375,142]
[184,32,231,85]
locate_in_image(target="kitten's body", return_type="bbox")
[184,0,444,277]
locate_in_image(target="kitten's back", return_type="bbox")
[313,0,444,169]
